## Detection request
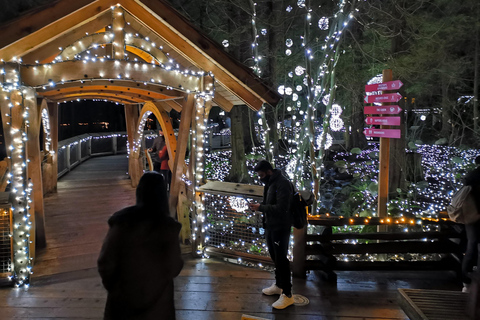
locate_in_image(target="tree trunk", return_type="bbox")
[474,20,479,136]
[441,77,452,139]
[346,94,368,150]
[226,106,250,183]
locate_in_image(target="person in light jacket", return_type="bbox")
[98,172,183,319]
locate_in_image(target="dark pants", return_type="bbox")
[153,162,161,172]
[160,170,171,191]
[463,219,480,284]
[266,227,292,296]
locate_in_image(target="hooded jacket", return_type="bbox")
[98,173,183,320]
[258,169,293,230]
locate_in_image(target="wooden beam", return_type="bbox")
[36,80,187,98]
[169,94,195,218]
[0,0,118,61]
[212,91,234,112]
[50,95,140,104]
[21,11,112,64]
[43,93,144,104]
[40,84,180,101]
[121,0,280,110]
[163,100,182,112]
[58,33,113,62]
[19,60,202,93]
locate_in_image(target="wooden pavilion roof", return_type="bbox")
[0,0,281,111]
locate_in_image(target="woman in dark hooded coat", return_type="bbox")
[98,172,183,320]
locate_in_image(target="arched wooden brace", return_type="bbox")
[127,101,176,188]
[27,97,46,250]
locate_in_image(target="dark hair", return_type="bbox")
[136,172,169,214]
[254,160,273,172]
[476,156,480,165]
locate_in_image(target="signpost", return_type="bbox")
[364,105,402,115]
[363,70,404,224]
[363,128,401,139]
[365,80,403,92]
[364,93,402,104]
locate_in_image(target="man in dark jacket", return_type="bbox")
[248,160,294,309]
[462,155,480,292]
[148,130,165,172]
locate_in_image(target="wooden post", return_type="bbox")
[112,135,118,155]
[378,69,393,224]
[27,96,46,250]
[168,94,195,218]
[48,102,58,193]
[292,226,307,278]
[125,104,141,187]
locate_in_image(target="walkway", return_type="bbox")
[0,155,462,319]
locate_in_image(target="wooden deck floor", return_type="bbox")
[0,155,464,319]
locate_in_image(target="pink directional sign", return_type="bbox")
[364,128,401,139]
[365,116,401,126]
[364,93,402,104]
[365,80,403,92]
[364,105,402,115]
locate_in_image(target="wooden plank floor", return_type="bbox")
[0,155,464,319]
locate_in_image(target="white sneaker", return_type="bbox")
[462,283,470,293]
[262,283,282,296]
[272,293,295,309]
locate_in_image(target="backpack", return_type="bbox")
[447,185,480,224]
[290,188,314,229]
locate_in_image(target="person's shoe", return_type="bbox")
[262,283,282,296]
[462,283,470,293]
[272,293,295,309]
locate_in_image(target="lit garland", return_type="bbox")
[40,109,52,153]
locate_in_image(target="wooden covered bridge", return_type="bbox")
[0,0,279,286]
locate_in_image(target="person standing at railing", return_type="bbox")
[158,144,171,191]
[248,160,295,309]
[148,130,164,172]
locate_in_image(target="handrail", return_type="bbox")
[57,132,128,179]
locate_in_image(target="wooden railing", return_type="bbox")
[292,214,463,281]
[57,132,128,178]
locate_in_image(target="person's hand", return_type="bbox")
[248,203,260,211]
[148,148,152,152]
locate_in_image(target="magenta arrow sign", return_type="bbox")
[365,80,403,93]
[364,105,402,115]
[364,128,401,139]
[364,93,402,104]
[365,116,401,126]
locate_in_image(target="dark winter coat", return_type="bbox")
[98,173,183,320]
[259,169,293,230]
[150,136,165,163]
[464,166,480,212]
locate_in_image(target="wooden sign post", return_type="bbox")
[377,69,393,220]
[364,69,404,222]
